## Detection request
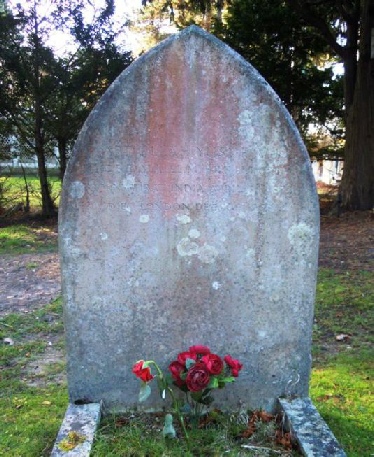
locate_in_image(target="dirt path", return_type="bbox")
[319,211,374,271]
[0,212,373,317]
[0,253,60,316]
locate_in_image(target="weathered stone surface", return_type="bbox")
[279,397,347,456]
[59,26,319,411]
[51,403,101,456]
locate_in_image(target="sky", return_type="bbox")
[7,0,144,55]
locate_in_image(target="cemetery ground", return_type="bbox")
[0,191,372,456]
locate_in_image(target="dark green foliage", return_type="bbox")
[0,0,133,204]
[222,0,344,137]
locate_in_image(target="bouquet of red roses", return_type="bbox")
[168,345,242,406]
[133,345,242,440]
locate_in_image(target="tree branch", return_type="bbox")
[286,0,349,59]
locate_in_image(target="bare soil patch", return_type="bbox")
[0,252,60,316]
[319,211,373,271]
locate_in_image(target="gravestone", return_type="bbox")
[59,26,319,412]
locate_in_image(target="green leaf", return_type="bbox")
[208,377,219,389]
[221,377,235,383]
[139,382,151,402]
[185,358,196,369]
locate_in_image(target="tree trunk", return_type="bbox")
[34,83,56,217]
[33,12,56,217]
[340,0,374,210]
[35,118,56,216]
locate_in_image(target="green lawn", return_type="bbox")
[0,224,58,255]
[310,269,373,457]
[0,174,61,213]
[311,351,373,457]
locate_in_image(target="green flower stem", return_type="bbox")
[147,361,190,447]
[147,361,164,378]
[167,386,190,445]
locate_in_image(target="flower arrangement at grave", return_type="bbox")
[132,344,243,444]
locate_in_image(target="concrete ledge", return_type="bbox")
[51,403,101,456]
[278,397,347,456]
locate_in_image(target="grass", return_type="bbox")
[310,269,374,456]
[0,174,61,212]
[1,386,68,456]
[0,224,58,255]
[92,411,299,456]
[0,221,372,456]
[0,299,65,392]
[311,351,373,457]
[313,269,373,359]
[0,299,67,456]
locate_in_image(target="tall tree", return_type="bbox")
[284,0,373,209]
[1,0,132,211]
[0,1,57,216]
[44,43,132,178]
[30,4,57,215]
[224,0,344,139]
[47,0,133,178]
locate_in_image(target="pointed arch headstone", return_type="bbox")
[59,26,319,411]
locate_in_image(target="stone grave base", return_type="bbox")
[51,397,346,456]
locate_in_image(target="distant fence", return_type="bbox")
[0,158,59,171]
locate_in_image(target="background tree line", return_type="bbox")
[0,0,132,216]
[1,0,373,213]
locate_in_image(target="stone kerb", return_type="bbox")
[59,25,320,412]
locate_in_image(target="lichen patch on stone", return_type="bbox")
[176,214,191,224]
[123,175,136,189]
[198,243,218,264]
[139,215,150,223]
[69,181,85,199]
[287,223,315,256]
[177,237,199,256]
[188,228,201,239]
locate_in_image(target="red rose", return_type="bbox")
[132,360,154,383]
[132,360,145,376]
[189,345,211,355]
[224,355,243,377]
[201,353,224,375]
[169,360,186,386]
[186,362,210,392]
[177,351,197,365]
